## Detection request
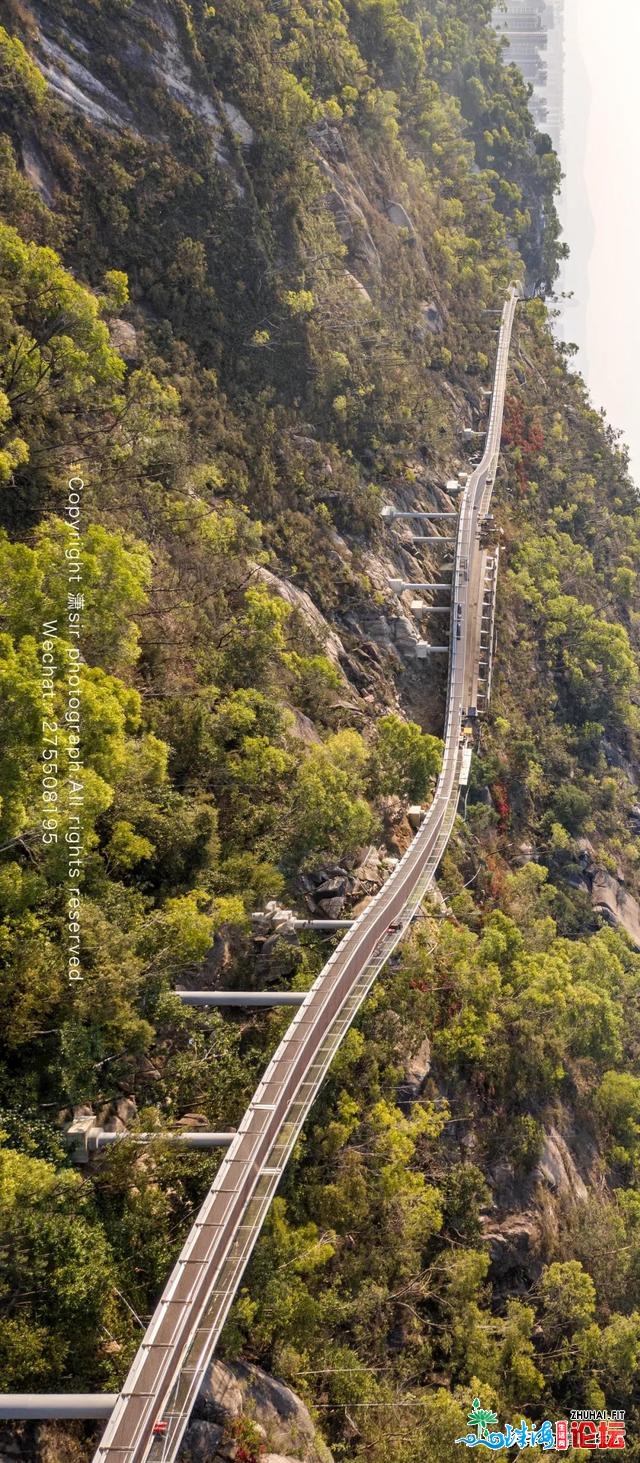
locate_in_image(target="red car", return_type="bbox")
[152,1419,168,1436]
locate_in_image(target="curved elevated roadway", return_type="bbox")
[93,282,520,1463]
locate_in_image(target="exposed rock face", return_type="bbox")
[254,567,346,666]
[296,847,390,917]
[398,1036,432,1109]
[116,1095,138,1126]
[535,1125,588,1204]
[484,1212,543,1291]
[381,795,415,857]
[342,270,372,306]
[189,1360,332,1463]
[591,869,640,949]
[20,138,56,205]
[567,841,640,950]
[351,845,389,896]
[108,318,139,360]
[28,0,250,186]
[483,1121,592,1298]
[320,174,381,278]
[149,21,220,131]
[264,1455,309,1463]
[37,31,137,130]
[600,737,639,786]
[315,896,344,919]
[286,708,323,747]
[180,1419,227,1462]
[386,200,415,232]
[312,120,348,165]
[253,848,404,951]
[221,101,254,146]
[177,928,235,992]
[314,875,349,900]
[299,868,348,917]
[417,300,444,335]
[95,1094,137,1133]
[313,131,382,283]
[254,924,301,984]
[176,1112,210,1129]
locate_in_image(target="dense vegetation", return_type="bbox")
[0,1,639,1460]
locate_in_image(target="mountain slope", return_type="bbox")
[0,2,639,1461]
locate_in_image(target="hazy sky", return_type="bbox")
[560,0,640,486]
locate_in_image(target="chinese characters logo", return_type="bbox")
[456,1398,626,1451]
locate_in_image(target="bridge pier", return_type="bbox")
[251,911,354,930]
[389,579,452,593]
[64,1115,237,1164]
[0,1397,117,1420]
[380,492,462,522]
[176,990,306,1008]
[410,536,456,545]
[290,919,354,930]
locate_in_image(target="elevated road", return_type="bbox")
[93,283,519,1463]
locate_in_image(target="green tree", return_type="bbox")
[597,1071,640,1170]
[289,732,377,863]
[0,1145,120,1387]
[368,713,442,800]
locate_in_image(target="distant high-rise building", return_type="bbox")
[491,0,565,154]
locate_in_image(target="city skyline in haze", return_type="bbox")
[559,0,640,486]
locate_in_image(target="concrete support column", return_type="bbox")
[0,1396,118,1419]
[177,990,306,1008]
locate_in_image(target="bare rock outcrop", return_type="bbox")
[295,846,390,919]
[95,1094,137,1134]
[264,1456,309,1463]
[108,318,139,360]
[177,928,235,992]
[484,1212,543,1291]
[386,199,415,231]
[535,1125,588,1204]
[313,130,382,283]
[483,1119,593,1299]
[188,1360,332,1463]
[37,31,137,130]
[27,1,250,188]
[591,869,640,949]
[415,300,445,337]
[20,138,56,205]
[180,1420,227,1461]
[254,567,345,666]
[566,841,640,949]
[381,795,415,857]
[398,1036,432,1110]
[342,270,372,307]
[286,709,322,747]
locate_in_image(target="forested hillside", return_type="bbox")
[0,2,640,1460]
